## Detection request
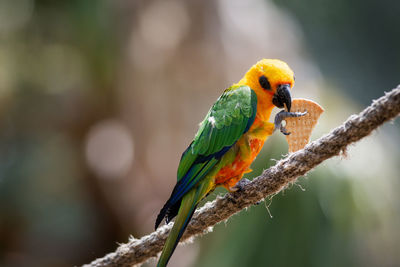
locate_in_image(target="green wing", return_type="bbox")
[155,85,257,229]
[177,85,256,178]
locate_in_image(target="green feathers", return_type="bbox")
[192,85,256,154]
[177,85,257,181]
[156,85,257,267]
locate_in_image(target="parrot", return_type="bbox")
[155,59,306,267]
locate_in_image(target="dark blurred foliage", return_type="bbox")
[0,0,399,267]
[273,0,400,104]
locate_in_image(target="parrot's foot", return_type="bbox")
[274,110,307,135]
[229,178,251,192]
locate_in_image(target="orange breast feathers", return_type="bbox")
[214,137,265,191]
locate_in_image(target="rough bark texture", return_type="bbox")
[84,86,400,267]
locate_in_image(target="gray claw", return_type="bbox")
[230,178,251,192]
[280,124,291,135]
[274,110,307,135]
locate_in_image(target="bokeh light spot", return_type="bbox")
[139,1,189,50]
[85,119,134,179]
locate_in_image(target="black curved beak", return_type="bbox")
[272,84,292,111]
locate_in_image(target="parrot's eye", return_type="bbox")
[259,75,271,90]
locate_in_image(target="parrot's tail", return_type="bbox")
[157,189,199,267]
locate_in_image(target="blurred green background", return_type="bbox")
[0,0,399,266]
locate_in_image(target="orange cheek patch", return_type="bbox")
[265,90,275,97]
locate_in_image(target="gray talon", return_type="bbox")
[274,110,307,135]
[231,178,251,192]
[280,124,291,135]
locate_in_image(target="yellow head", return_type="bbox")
[237,59,295,112]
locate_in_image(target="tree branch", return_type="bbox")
[84,86,400,267]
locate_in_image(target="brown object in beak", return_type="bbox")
[285,98,324,153]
